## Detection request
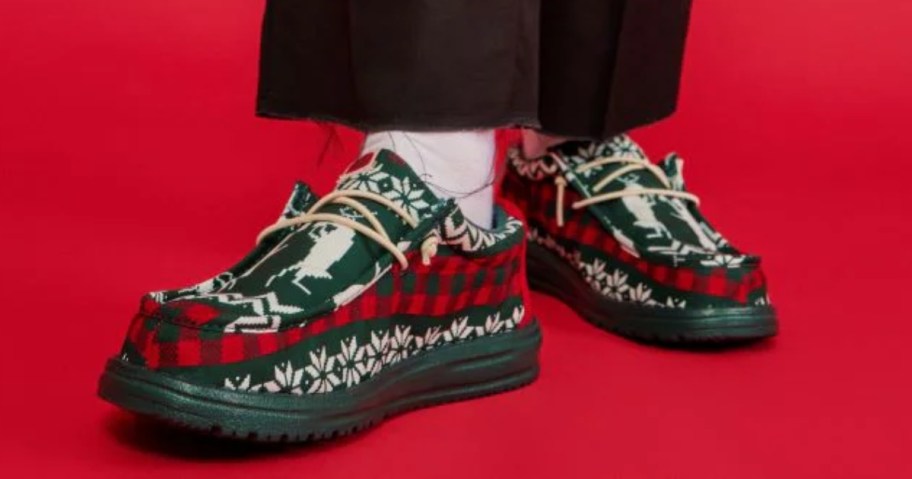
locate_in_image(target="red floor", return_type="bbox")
[2,1,911,477]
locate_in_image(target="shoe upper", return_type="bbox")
[119,151,531,395]
[502,135,771,310]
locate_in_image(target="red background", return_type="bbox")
[1,0,911,477]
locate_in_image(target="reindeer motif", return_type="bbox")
[616,175,671,240]
[265,223,356,293]
[658,196,719,252]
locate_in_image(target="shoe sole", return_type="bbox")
[98,320,541,442]
[527,243,777,343]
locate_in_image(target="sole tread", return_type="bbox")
[128,370,536,443]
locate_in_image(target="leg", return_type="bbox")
[257,0,539,131]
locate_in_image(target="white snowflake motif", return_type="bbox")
[382,176,431,219]
[628,283,655,305]
[385,325,414,365]
[477,313,507,336]
[305,347,341,394]
[602,269,630,301]
[582,259,608,291]
[443,316,474,342]
[224,374,262,393]
[359,331,390,377]
[701,254,745,268]
[336,337,366,388]
[415,326,443,351]
[569,142,602,163]
[263,362,304,395]
[342,167,389,193]
[607,135,645,159]
[566,143,607,178]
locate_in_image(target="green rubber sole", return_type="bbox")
[98,320,541,442]
[527,243,777,343]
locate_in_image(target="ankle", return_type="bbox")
[361,130,496,228]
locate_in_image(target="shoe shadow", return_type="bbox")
[632,336,779,353]
[103,410,365,460]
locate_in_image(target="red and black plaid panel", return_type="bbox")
[502,169,766,304]
[127,244,527,369]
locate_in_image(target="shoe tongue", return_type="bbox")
[551,135,666,190]
[553,136,721,255]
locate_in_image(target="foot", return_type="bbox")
[98,151,541,441]
[502,135,777,343]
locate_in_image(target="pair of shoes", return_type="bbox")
[98,136,776,441]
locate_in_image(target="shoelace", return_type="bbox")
[552,154,700,227]
[256,190,439,269]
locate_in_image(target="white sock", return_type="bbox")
[361,130,496,228]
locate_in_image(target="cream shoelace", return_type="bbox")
[552,154,700,227]
[256,190,439,269]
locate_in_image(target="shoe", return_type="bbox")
[98,150,541,441]
[501,135,776,343]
